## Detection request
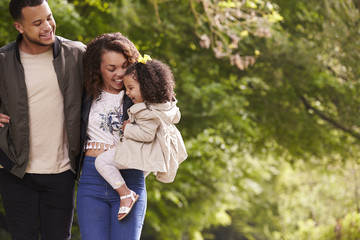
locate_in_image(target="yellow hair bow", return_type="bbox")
[138,54,152,64]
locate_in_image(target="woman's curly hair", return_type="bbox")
[124,59,176,105]
[83,32,140,99]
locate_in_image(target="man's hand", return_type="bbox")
[0,113,10,128]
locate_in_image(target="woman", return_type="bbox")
[76,32,146,240]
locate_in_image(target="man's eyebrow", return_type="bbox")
[32,19,41,25]
[31,13,52,24]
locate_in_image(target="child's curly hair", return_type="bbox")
[83,32,140,99]
[124,59,176,104]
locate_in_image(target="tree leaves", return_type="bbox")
[1,0,360,239]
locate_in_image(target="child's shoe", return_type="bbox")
[118,190,139,220]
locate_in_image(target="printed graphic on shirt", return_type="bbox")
[99,106,123,135]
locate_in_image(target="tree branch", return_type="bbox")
[299,95,360,140]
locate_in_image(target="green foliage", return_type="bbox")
[337,212,360,240]
[143,128,241,239]
[1,0,360,239]
[0,0,17,46]
[49,0,86,41]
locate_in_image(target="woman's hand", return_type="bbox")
[0,113,10,128]
[122,120,130,132]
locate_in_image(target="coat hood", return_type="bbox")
[128,99,180,124]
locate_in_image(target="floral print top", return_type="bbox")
[85,90,125,150]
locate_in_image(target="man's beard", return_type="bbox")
[23,31,54,47]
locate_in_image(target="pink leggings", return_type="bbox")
[95,148,127,189]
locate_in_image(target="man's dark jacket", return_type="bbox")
[0,34,85,178]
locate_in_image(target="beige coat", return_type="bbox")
[114,100,188,183]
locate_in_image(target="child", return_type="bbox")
[95,55,188,221]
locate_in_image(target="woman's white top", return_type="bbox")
[86,90,125,150]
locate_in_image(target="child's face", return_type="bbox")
[123,74,144,104]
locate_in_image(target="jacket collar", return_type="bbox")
[129,99,178,114]
[15,33,61,63]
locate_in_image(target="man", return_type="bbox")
[0,0,85,239]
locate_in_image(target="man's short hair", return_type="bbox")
[9,0,47,21]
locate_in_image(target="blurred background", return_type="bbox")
[1,0,360,239]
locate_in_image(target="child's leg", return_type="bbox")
[95,148,125,189]
[95,148,139,220]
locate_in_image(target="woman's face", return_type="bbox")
[100,50,127,94]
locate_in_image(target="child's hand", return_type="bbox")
[122,120,130,132]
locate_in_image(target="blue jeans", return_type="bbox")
[77,156,147,240]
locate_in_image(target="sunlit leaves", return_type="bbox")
[190,0,283,69]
